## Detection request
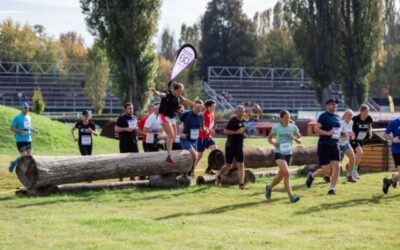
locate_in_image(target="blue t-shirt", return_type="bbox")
[179,111,204,141]
[271,123,299,155]
[317,111,341,145]
[11,114,32,142]
[385,119,400,153]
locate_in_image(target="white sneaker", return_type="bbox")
[352,170,360,179]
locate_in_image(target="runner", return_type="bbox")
[350,105,373,179]
[152,82,193,164]
[178,100,205,176]
[215,105,249,190]
[71,110,98,156]
[9,102,37,173]
[138,105,154,152]
[306,98,341,195]
[382,117,400,194]
[196,99,218,166]
[115,102,139,181]
[339,109,357,182]
[265,110,301,203]
[143,103,167,152]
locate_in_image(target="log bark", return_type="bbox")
[196,169,256,185]
[16,150,193,189]
[206,147,318,171]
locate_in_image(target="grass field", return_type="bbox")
[1,105,400,249]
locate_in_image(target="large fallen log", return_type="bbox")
[16,150,193,190]
[206,147,318,171]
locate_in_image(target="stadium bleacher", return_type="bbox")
[0,62,121,113]
[204,67,344,112]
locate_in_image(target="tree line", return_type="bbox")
[1,0,399,111]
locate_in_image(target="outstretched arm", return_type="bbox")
[151,88,167,98]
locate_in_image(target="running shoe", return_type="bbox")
[323,175,331,183]
[327,189,336,195]
[265,185,272,200]
[306,172,314,188]
[352,170,360,179]
[8,158,19,173]
[383,178,392,194]
[347,175,357,183]
[290,195,300,203]
[166,155,176,164]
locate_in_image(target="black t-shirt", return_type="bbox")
[74,120,96,146]
[352,114,373,141]
[225,117,246,148]
[159,89,181,118]
[116,114,138,145]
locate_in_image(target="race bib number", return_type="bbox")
[128,120,137,129]
[279,142,292,154]
[332,127,341,139]
[24,119,31,130]
[81,135,92,145]
[190,129,199,140]
[357,131,367,140]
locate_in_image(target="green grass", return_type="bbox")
[1,105,400,249]
[0,105,120,156]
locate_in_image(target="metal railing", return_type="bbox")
[208,66,307,82]
[203,82,234,112]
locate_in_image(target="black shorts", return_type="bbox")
[350,140,363,151]
[16,141,32,153]
[225,146,244,164]
[318,143,341,166]
[145,143,165,152]
[392,153,400,168]
[119,142,139,153]
[172,142,182,150]
[275,153,292,165]
[79,145,92,156]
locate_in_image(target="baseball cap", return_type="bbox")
[82,110,90,116]
[326,98,339,105]
[20,102,29,109]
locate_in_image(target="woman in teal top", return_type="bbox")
[266,110,302,203]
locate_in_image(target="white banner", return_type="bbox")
[170,44,197,82]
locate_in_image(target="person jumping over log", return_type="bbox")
[178,100,205,176]
[265,110,301,203]
[382,118,400,194]
[196,99,218,167]
[9,102,38,173]
[71,110,98,156]
[152,82,194,164]
[350,105,373,179]
[306,98,341,195]
[215,105,249,190]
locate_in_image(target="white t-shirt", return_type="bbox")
[144,113,166,143]
[339,120,353,145]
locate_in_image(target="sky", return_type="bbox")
[0,0,278,48]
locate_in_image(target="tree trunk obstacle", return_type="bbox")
[16,150,193,192]
[199,147,318,186]
[206,147,318,171]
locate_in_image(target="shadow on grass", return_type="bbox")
[155,198,286,221]
[0,185,214,207]
[294,193,400,215]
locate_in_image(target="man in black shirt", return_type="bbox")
[350,104,373,179]
[115,103,139,181]
[215,105,249,190]
[71,110,98,155]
